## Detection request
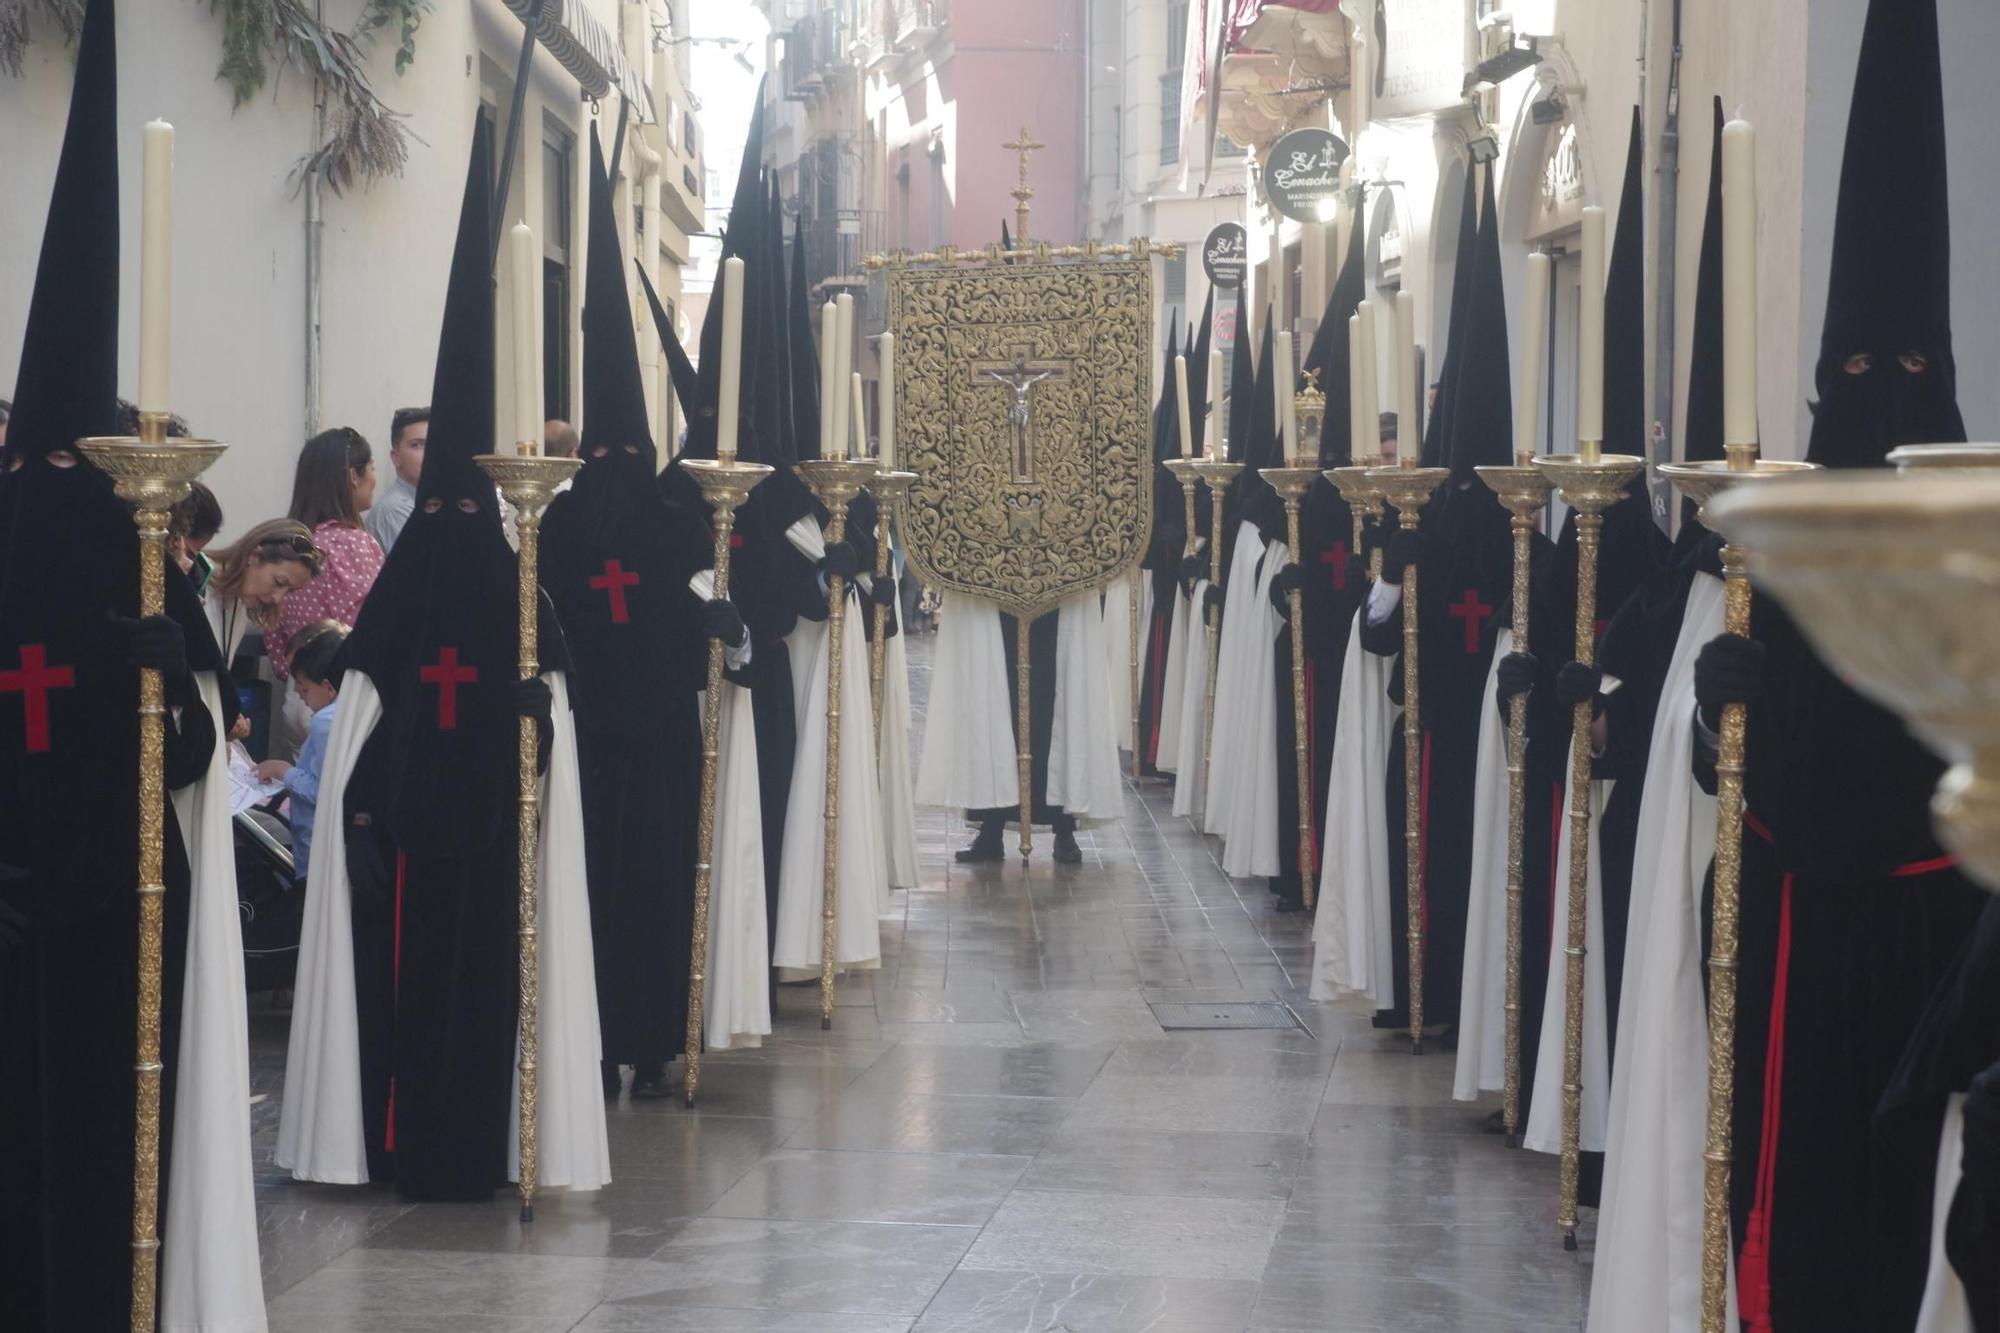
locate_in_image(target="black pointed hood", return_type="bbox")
[580,130,654,472]
[5,0,119,470]
[1675,99,1728,554]
[786,213,818,469]
[1187,286,1215,458]
[1421,170,1481,469]
[1807,0,1962,466]
[1309,195,1369,465]
[636,261,702,448]
[1443,166,1511,482]
[1154,320,1183,463]
[1242,314,1286,543]
[1604,107,1646,457]
[1225,287,1256,463]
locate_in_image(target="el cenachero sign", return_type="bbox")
[1202,223,1247,289]
[1265,128,1349,223]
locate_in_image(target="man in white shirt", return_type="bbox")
[363,405,427,553]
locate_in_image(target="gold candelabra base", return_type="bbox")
[677,456,773,1108]
[864,469,917,757]
[1263,465,1323,908]
[77,417,228,1333]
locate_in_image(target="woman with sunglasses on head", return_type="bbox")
[204,518,325,663]
[268,427,385,687]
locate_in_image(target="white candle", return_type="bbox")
[1578,205,1606,459]
[1355,299,1379,462]
[715,257,745,461]
[819,300,838,459]
[1274,332,1293,462]
[1395,290,1417,465]
[1174,353,1193,459]
[1348,315,1366,462]
[1271,220,1285,334]
[1515,252,1550,464]
[508,223,540,452]
[1722,119,1758,453]
[137,121,174,419]
[878,333,896,469]
[1207,349,1224,460]
[830,293,854,461]
[851,372,868,458]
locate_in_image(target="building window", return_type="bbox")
[684,111,698,157]
[897,159,911,249]
[929,141,946,249]
[1160,73,1181,166]
[542,125,574,420]
[1163,250,1187,309]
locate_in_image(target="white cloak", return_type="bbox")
[1524,771,1613,1155]
[1218,537,1286,878]
[1169,576,1213,816]
[689,570,771,1051]
[1155,559,1197,774]
[1587,572,1734,1332]
[1203,522,1268,836]
[1310,613,1399,1007]
[1103,573,1135,754]
[162,672,267,1333]
[774,517,887,969]
[1916,1094,1976,1333]
[914,589,1123,826]
[1454,629,1517,1102]
[276,671,610,1192]
[870,574,921,890]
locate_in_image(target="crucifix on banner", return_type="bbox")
[972,348,1071,484]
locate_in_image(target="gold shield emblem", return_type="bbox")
[883,248,1159,621]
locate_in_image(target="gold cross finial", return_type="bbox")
[1002,125,1043,247]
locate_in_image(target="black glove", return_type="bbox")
[118,614,189,688]
[1202,584,1225,616]
[868,575,898,608]
[1343,554,1370,591]
[1963,1062,2000,1197]
[1689,530,1725,579]
[1178,553,1206,591]
[1694,633,1764,728]
[1556,660,1604,710]
[702,598,748,648]
[1268,563,1303,614]
[1496,651,1537,702]
[1381,529,1426,586]
[818,542,862,582]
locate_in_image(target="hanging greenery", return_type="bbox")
[1,0,431,191]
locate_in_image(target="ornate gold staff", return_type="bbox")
[1162,456,1204,783]
[477,444,582,1223]
[1325,465,1387,579]
[1534,445,1645,1248]
[1660,446,1813,1312]
[1014,614,1036,859]
[677,456,771,1107]
[865,468,916,750]
[77,416,225,1333]
[1263,373,1329,908]
[1129,564,1143,780]
[1473,459,1555,1146]
[796,457,878,1025]
[1189,458,1243,823]
[1367,462,1449,1055]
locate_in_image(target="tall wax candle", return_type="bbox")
[1207,349,1224,460]
[1395,290,1417,465]
[1174,354,1194,459]
[1355,299,1379,461]
[819,300,838,459]
[1514,252,1550,463]
[851,373,867,457]
[878,333,896,468]
[715,256,745,461]
[830,293,854,460]
[509,224,540,451]
[138,121,174,418]
[1348,315,1366,461]
[1275,331,1296,462]
[1578,205,1606,459]
[1722,119,1759,452]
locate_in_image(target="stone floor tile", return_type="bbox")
[959,1189,1285,1281]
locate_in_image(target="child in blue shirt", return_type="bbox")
[257,620,346,887]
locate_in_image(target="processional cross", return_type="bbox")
[1002,126,1044,244]
[974,349,1070,484]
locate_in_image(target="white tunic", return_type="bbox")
[277,671,610,1193]
[1169,575,1214,818]
[871,576,921,890]
[1203,521,1269,836]
[1218,536,1286,878]
[1453,629,1518,1101]
[1155,552,1198,773]
[1310,613,1399,1007]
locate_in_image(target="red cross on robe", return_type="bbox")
[1319,541,1352,592]
[1448,589,1495,655]
[419,647,478,730]
[590,558,642,624]
[1,644,75,753]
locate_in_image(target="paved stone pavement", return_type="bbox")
[249,631,1592,1331]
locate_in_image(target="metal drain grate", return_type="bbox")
[1148,1001,1303,1031]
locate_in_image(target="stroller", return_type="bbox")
[235,805,302,996]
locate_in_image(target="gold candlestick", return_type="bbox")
[1474,460,1556,1146]
[1658,445,1816,1323]
[1366,463,1449,1055]
[1162,457,1205,785]
[796,458,879,1025]
[864,468,916,752]
[677,456,772,1108]
[1189,458,1244,826]
[1533,448,1645,1248]
[76,416,226,1333]
[1325,465,1387,572]
[1263,465,1324,908]
[476,446,583,1222]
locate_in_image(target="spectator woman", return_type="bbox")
[269,426,384,679]
[204,519,324,664]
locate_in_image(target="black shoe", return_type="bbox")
[1052,830,1083,864]
[631,1063,672,1100]
[955,827,1005,863]
[601,1062,622,1099]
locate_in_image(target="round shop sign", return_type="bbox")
[1202,223,1248,290]
[1265,127,1350,223]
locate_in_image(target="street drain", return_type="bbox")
[1148,1000,1303,1031]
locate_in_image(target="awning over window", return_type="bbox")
[501,0,656,123]
[1180,0,1354,178]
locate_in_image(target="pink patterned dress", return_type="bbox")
[267,520,383,678]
